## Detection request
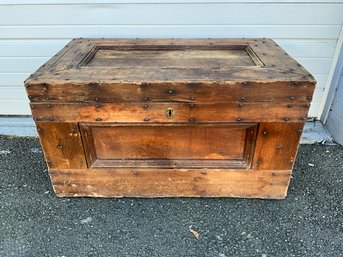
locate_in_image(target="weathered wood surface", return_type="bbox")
[24,38,316,84]
[26,81,315,103]
[36,122,87,169]
[87,48,258,68]
[49,168,292,199]
[253,122,304,170]
[30,102,310,123]
[80,123,257,169]
[25,38,316,199]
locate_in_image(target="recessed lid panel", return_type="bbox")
[84,46,260,69]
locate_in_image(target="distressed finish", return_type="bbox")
[25,38,316,199]
[36,122,87,169]
[49,169,292,199]
[80,123,258,169]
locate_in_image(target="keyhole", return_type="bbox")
[166,108,174,118]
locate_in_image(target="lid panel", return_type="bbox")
[85,47,259,68]
[25,38,316,84]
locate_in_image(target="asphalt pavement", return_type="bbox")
[0,135,342,257]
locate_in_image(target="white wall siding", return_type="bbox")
[0,1,342,116]
[327,73,343,144]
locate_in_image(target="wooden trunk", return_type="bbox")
[25,38,316,199]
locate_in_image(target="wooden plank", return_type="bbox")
[49,168,292,199]
[92,48,254,60]
[30,102,311,123]
[87,49,257,68]
[36,122,87,169]
[79,123,257,169]
[26,81,315,103]
[0,74,321,117]
[253,122,304,170]
[89,124,247,160]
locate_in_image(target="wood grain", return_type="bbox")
[30,102,310,123]
[26,81,315,103]
[80,123,257,169]
[24,38,316,84]
[253,122,304,170]
[25,38,316,199]
[36,122,87,169]
[87,48,257,68]
[49,168,292,199]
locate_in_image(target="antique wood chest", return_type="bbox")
[25,38,316,199]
